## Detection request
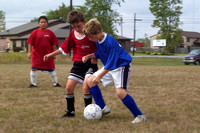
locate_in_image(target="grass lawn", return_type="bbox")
[0,53,199,133]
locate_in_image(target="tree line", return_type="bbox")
[0,0,183,53]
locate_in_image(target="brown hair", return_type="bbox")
[83,18,102,36]
[67,10,85,24]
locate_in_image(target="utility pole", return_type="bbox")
[70,0,72,11]
[120,16,123,36]
[133,13,142,56]
[69,0,73,57]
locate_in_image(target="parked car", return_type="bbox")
[183,49,200,65]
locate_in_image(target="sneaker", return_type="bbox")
[54,83,62,87]
[60,111,75,118]
[27,84,37,88]
[102,106,111,115]
[131,115,146,124]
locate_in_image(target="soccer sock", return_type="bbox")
[122,94,143,118]
[30,70,37,86]
[65,94,75,113]
[89,85,106,109]
[49,71,58,85]
[84,94,92,107]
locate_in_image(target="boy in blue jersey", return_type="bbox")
[82,18,146,123]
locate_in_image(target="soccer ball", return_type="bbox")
[84,104,102,120]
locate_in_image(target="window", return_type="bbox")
[187,37,190,42]
[21,40,25,47]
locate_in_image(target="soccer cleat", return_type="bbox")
[27,84,37,88]
[102,106,111,115]
[131,115,146,124]
[60,111,75,118]
[54,83,62,87]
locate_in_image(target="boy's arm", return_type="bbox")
[27,44,32,59]
[52,45,57,51]
[52,45,57,59]
[82,53,96,63]
[43,49,62,62]
[93,69,109,84]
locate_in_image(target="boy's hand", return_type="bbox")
[82,56,88,63]
[28,53,31,59]
[92,76,101,84]
[43,54,52,62]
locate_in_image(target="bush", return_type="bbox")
[13,47,23,52]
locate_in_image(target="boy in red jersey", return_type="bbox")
[44,10,110,118]
[27,16,61,88]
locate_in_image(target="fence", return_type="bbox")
[174,47,200,54]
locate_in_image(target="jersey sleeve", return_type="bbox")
[27,30,36,46]
[59,31,75,55]
[50,31,59,45]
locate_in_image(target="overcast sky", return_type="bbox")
[0,0,200,39]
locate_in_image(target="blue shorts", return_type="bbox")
[31,67,55,72]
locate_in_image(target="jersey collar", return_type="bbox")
[98,33,107,44]
[74,30,86,40]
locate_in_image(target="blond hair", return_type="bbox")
[83,18,102,36]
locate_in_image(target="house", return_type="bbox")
[0,19,70,52]
[0,20,131,52]
[150,31,200,53]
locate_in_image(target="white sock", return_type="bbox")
[49,71,58,85]
[30,70,37,86]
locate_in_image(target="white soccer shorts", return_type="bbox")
[93,63,131,89]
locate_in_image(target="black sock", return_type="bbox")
[84,94,92,107]
[65,94,75,113]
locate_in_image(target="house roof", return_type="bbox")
[181,31,200,38]
[1,19,129,42]
[0,19,67,36]
[150,31,200,38]
[116,35,132,40]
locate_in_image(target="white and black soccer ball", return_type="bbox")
[84,104,102,120]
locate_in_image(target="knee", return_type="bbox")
[66,86,73,94]
[116,88,127,100]
[87,76,97,87]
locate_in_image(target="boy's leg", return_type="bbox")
[89,85,110,115]
[89,85,106,109]
[28,69,37,88]
[83,77,92,107]
[117,88,146,123]
[49,71,61,87]
[60,79,77,118]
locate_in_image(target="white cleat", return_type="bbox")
[131,115,146,124]
[102,106,111,115]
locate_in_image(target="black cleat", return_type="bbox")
[54,83,62,87]
[27,84,37,88]
[60,111,75,118]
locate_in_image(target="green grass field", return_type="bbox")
[0,53,200,133]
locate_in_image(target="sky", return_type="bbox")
[0,0,200,40]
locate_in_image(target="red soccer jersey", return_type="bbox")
[27,28,59,69]
[59,30,97,61]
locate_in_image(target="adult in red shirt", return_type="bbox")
[27,16,61,88]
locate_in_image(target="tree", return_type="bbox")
[45,3,71,21]
[0,10,5,31]
[34,1,124,36]
[83,0,124,36]
[149,0,183,53]
[31,3,71,22]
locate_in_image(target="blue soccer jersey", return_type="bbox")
[94,33,132,70]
